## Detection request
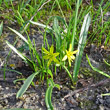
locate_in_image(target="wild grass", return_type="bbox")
[5,1,91,109]
[0,0,110,110]
[1,0,109,46]
[87,54,110,78]
[88,0,110,45]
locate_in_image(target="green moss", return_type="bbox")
[80,68,93,77]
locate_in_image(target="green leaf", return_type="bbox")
[6,41,26,61]
[45,79,60,110]
[45,85,53,110]
[63,65,73,84]
[23,55,35,70]
[30,20,52,30]
[73,13,91,81]
[0,21,3,36]
[6,41,35,70]
[54,84,60,90]
[16,71,40,98]
[86,54,110,78]
[47,78,54,86]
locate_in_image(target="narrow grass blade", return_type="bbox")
[53,17,61,52]
[43,69,53,79]
[47,78,54,86]
[0,68,22,75]
[16,11,25,23]
[73,13,91,81]
[8,27,28,44]
[0,21,3,36]
[20,0,31,13]
[16,71,40,98]
[101,93,110,96]
[63,65,73,84]
[86,54,110,78]
[3,35,19,80]
[71,0,82,50]
[104,59,110,66]
[13,78,25,84]
[55,0,68,28]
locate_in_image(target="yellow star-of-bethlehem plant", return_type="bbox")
[62,44,78,67]
[42,45,60,67]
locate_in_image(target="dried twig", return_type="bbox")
[64,78,110,99]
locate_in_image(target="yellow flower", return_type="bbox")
[42,45,60,66]
[62,44,78,67]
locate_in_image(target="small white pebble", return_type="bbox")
[6,87,9,90]
[75,93,79,98]
[61,98,64,101]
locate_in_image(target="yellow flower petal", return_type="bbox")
[66,50,68,54]
[62,43,77,66]
[53,52,59,57]
[62,55,67,61]
[43,55,51,59]
[68,59,71,67]
[50,45,54,54]
[71,50,78,54]
[71,55,75,60]
[47,58,53,66]
[42,48,49,54]
[43,45,59,67]
[53,58,60,64]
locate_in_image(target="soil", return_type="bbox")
[0,26,110,110]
